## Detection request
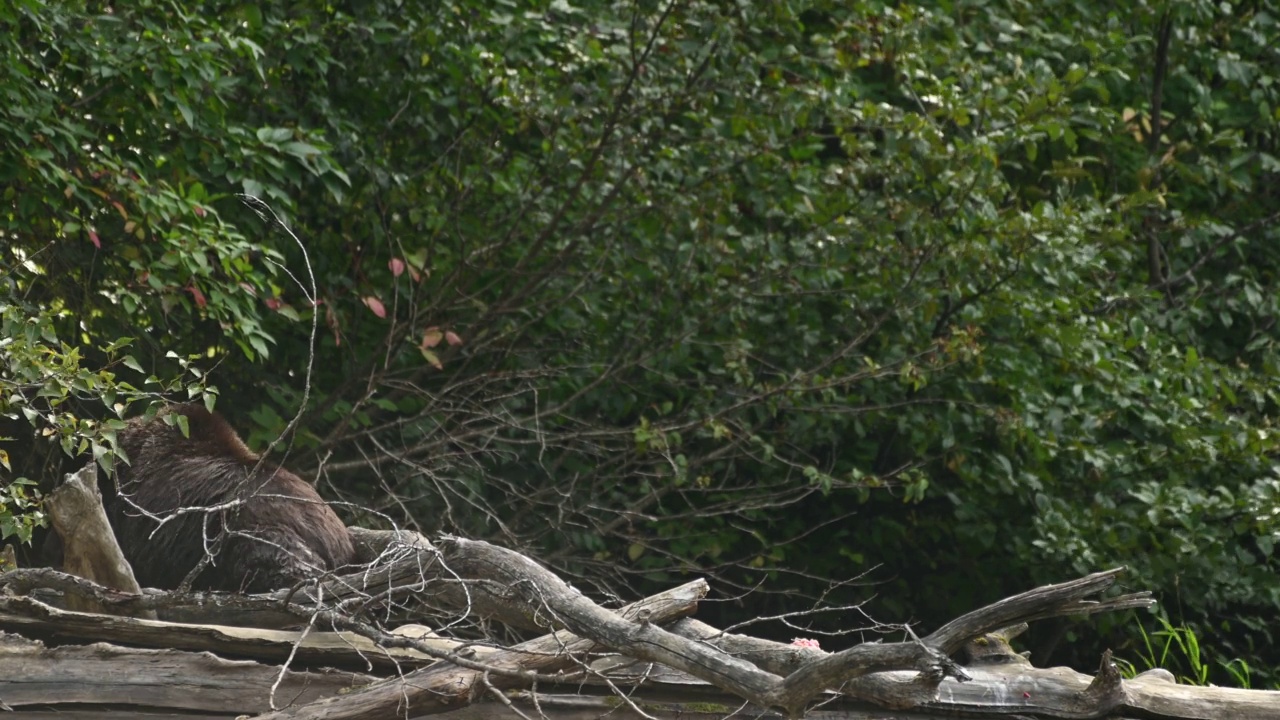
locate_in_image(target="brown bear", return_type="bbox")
[89,404,355,593]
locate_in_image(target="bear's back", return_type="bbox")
[106,405,355,592]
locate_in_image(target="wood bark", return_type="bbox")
[0,577,706,674]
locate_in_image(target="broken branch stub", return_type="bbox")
[44,463,152,618]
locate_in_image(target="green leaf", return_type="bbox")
[256,127,293,145]
[176,100,194,128]
[281,141,321,158]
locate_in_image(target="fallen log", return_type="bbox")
[0,631,373,716]
[0,577,707,672]
[12,464,1277,719]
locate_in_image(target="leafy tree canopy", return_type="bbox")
[2,0,1278,683]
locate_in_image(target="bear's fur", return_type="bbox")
[96,404,354,592]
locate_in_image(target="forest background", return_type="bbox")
[2,0,1279,688]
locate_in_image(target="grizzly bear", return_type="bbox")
[85,404,354,593]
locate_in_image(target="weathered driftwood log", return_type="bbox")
[7,604,1280,720]
[5,548,1280,719]
[0,631,373,716]
[7,514,1162,720]
[0,625,952,720]
[0,577,707,673]
[0,578,709,718]
[247,540,1157,720]
[13,464,1279,719]
[0,592,440,670]
[0,567,306,628]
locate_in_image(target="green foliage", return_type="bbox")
[3,0,1280,682]
[1135,618,1211,686]
[1117,615,1273,689]
[0,0,325,484]
[0,478,43,544]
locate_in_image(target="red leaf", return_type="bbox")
[389,258,406,277]
[363,296,387,318]
[193,205,206,218]
[264,298,282,310]
[88,230,101,248]
[187,284,207,308]
[445,330,463,347]
[421,326,443,349]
